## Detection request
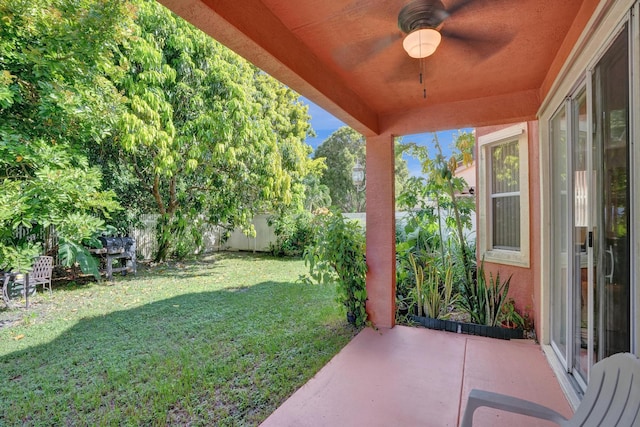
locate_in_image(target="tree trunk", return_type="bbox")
[152,175,179,262]
[433,134,473,288]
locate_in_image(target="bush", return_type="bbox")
[302,209,368,327]
[268,211,315,258]
[458,258,512,327]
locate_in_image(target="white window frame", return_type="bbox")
[478,123,530,267]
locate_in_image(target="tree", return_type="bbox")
[396,131,476,289]
[0,0,128,274]
[1,0,320,266]
[0,138,121,275]
[0,0,130,148]
[394,139,411,200]
[301,174,332,212]
[106,0,314,261]
[313,127,365,212]
[313,126,409,212]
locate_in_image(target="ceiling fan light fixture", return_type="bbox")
[402,28,441,58]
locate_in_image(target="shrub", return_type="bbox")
[302,209,368,326]
[268,211,315,258]
[458,258,512,327]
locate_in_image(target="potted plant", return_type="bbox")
[302,209,368,327]
[458,258,512,327]
[500,298,525,329]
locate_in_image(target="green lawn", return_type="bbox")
[0,253,358,426]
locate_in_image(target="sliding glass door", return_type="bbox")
[550,24,631,390]
[593,26,631,362]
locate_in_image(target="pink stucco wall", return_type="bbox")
[476,122,541,337]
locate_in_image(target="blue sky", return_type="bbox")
[301,97,472,177]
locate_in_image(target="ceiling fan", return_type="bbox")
[399,0,506,58]
[398,0,482,97]
[398,0,452,58]
[334,0,510,83]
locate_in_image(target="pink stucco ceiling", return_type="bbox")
[158,0,598,137]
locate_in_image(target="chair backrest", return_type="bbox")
[31,256,53,280]
[569,353,640,426]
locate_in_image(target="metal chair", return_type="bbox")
[461,352,640,426]
[1,273,11,307]
[14,256,54,294]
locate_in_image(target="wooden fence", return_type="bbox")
[15,225,60,266]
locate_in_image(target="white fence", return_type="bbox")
[130,210,476,261]
[130,214,277,260]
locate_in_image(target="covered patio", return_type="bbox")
[158,0,600,330]
[261,326,572,427]
[155,0,613,423]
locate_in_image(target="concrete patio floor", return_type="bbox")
[261,325,573,427]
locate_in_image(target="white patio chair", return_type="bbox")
[461,352,640,426]
[14,255,54,294]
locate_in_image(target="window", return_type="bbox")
[490,140,521,250]
[478,123,530,267]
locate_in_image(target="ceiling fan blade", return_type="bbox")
[333,32,403,70]
[445,0,511,19]
[444,0,479,17]
[440,27,514,60]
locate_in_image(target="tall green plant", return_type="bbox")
[419,253,458,319]
[407,253,425,317]
[302,209,368,326]
[432,133,474,288]
[459,259,512,326]
[396,131,476,295]
[422,262,439,318]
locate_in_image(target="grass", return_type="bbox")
[0,252,358,426]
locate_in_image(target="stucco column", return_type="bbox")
[365,133,396,329]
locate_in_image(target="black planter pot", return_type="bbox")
[409,315,524,340]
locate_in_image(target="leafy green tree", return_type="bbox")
[396,131,476,302]
[1,0,319,267]
[0,139,120,275]
[0,0,128,274]
[313,127,409,212]
[313,127,365,212]
[105,0,314,261]
[0,0,130,148]
[394,138,411,199]
[253,72,319,212]
[301,174,332,212]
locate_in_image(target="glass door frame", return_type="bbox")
[630,1,639,357]
[570,82,593,389]
[549,81,593,391]
[549,100,570,371]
